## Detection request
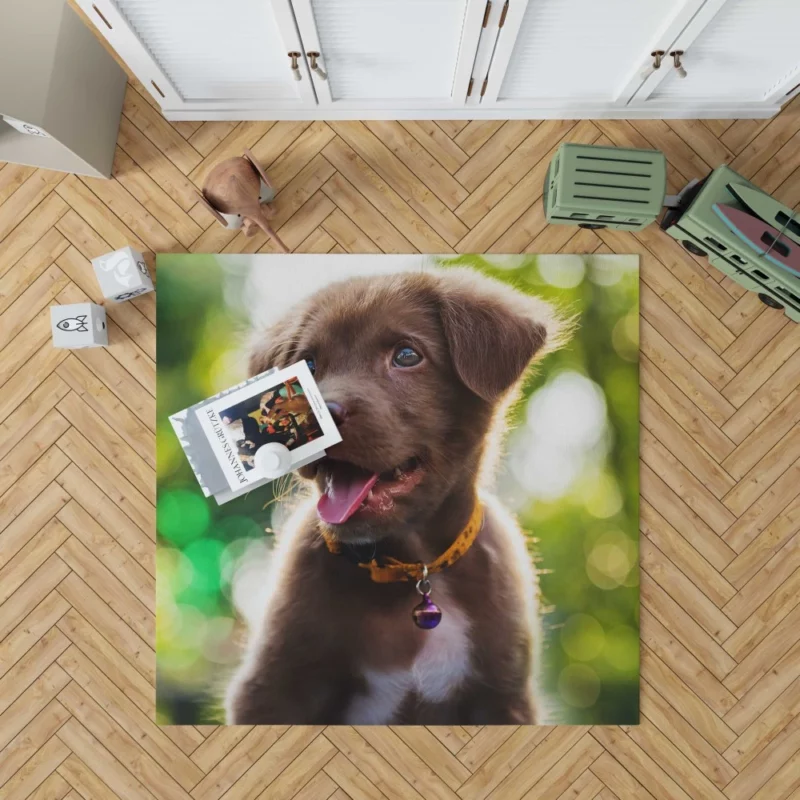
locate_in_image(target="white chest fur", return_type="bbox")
[344,593,472,725]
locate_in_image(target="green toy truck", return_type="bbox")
[543,142,800,323]
[660,165,800,323]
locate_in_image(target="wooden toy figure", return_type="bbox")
[197,149,288,253]
[51,302,107,348]
[92,246,154,302]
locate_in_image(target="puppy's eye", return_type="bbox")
[305,357,316,375]
[392,346,422,368]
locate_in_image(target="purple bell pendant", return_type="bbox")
[412,565,442,630]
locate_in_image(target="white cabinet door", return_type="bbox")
[76,0,316,112]
[479,0,707,110]
[288,0,487,108]
[632,0,800,108]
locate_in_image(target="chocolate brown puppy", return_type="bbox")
[226,268,563,725]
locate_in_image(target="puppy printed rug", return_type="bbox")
[156,254,640,725]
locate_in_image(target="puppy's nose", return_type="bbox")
[326,401,348,426]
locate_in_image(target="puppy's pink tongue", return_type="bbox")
[318,466,379,524]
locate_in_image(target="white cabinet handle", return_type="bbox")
[670,50,687,79]
[288,52,302,81]
[307,52,327,81]
[640,50,665,81]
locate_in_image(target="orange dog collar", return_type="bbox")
[320,503,483,584]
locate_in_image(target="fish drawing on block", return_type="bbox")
[713,204,800,277]
[57,315,89,332]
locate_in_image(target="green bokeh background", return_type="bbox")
[156,253,639,725]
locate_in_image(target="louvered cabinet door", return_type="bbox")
[76,0,316,112]
[288,0,487,108]
[632,0,800,108]
[479,0,706,110]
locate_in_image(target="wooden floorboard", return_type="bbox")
[1,81,799,799]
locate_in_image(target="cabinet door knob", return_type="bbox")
[670,50,687,79]
[307,52,328,81]
[640,50,665,81]
[288,52,302,81]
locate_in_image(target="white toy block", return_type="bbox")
[51,303,108,349]
[91,246,153,302]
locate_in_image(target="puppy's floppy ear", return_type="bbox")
[437,269,555,402]
[248,313,304,377]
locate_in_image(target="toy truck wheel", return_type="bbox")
[578,223,607,230]
[682,240,708,257]
[758,293,784,310]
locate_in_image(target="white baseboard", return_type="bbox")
[163,104,781,122]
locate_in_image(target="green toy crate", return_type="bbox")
[661,164,800,323]
[544,143,667,231]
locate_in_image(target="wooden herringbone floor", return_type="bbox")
[2,77,800,800]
